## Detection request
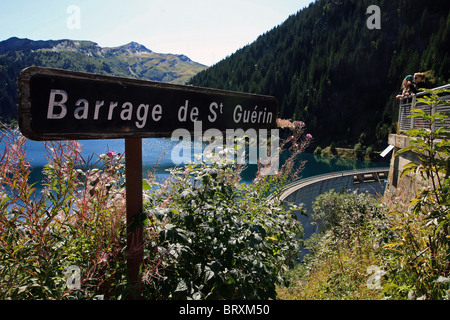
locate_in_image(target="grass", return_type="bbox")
[275,190,389,300]
[276,240,384,300]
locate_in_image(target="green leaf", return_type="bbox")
[383,242,403,248]
[142,180,152,191]
[204,269,214,282]
[400,163,419,178]
[409,198,421,208]
[175,280,188,292]
[415,97,429,104]
[435,276,450,283]
[410,139,429,148]
[17,286,28,294]
[395,145,414,155]
[164,223,175,230]
[410,108,429,117]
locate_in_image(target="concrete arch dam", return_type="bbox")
[279,168,389,239]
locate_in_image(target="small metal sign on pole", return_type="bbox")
[18,66,278,297]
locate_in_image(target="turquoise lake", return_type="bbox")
[21,138,390,187]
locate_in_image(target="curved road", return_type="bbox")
[279,167,390,201]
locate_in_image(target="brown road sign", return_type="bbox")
[18,66,278,141]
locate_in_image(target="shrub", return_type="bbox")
[353,142,364,159]
[0,126,132,299]
[277,190,389,300]
[310,190,389,251]
[140,161,302,299]
[330,141,337,155]
[314,146,322,155]
[366,145,375,160]
[382,88,450,300]
[140,120,312,299]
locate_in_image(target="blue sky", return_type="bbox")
[0,0,314,66]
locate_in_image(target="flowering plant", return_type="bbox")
[0,126,132,299]
[140,119,312,299]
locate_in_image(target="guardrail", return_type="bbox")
[398,84,450,133]
[278,167,389,201]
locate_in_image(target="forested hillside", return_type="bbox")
[188,0,450,150]
[0,38,207,122]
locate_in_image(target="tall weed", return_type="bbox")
[0,126,131,299]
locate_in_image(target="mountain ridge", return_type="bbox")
[0,37,207,122]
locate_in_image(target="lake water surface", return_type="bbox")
[22,138,390,187]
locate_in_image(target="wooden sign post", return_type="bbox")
[18,66,278,298]
[124,138,143,296]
